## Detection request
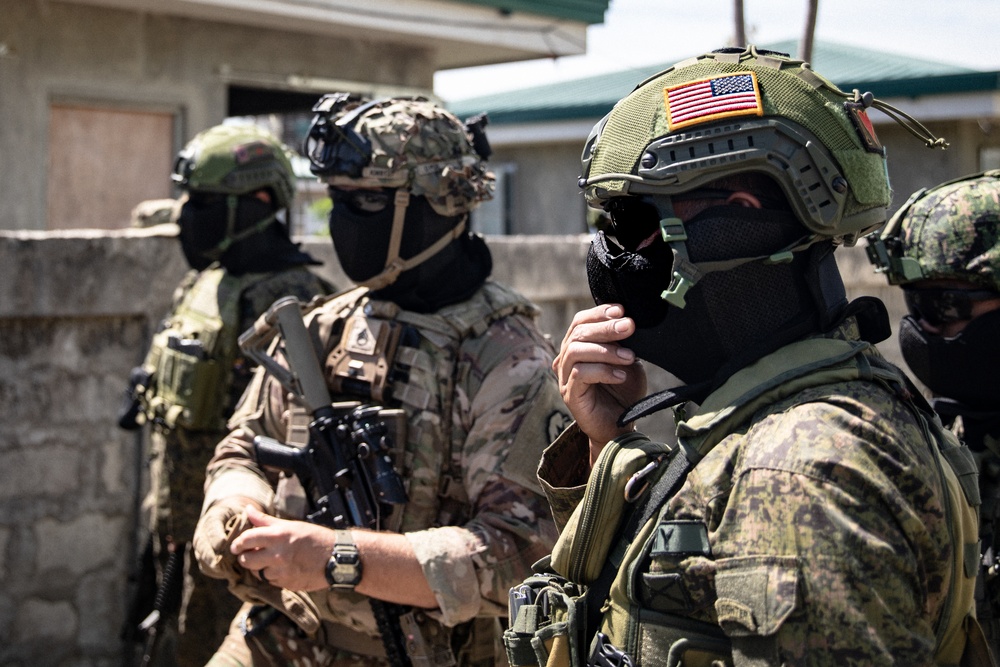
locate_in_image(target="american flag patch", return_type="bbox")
[664,72,763,130]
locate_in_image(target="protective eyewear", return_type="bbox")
[329,187,392,215]
[903,286,999,326]
[604,197,662,251]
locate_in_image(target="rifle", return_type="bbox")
[239,296,430,667]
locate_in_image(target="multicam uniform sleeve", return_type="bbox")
[669,381,952,666]
[405,314,571,627]
[537,422,592,531]
[201,363,291,513]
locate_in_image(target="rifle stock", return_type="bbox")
[239,297,417,666]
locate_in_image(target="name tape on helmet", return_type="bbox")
[664,72,764,131]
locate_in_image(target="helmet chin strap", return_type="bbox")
[651,197,822,308]
[360,189,468,291]
[202,193,277,261]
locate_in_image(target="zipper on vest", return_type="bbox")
[569,438,627,582]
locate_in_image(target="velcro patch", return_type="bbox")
[664,72,763,131]
[233,141,274,165]
[844,101,884,154]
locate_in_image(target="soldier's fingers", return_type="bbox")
[563,360,632,394]
[557,338,634,376]
[231,526,276,555]
[559,304,628,351]
[235,547,265,571]
[555,334,636,388]
[245,505,276,527]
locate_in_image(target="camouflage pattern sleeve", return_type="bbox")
[537,422,592,531]
[202,363,292,512]
[667,379,951,666]
[406,313,571,626]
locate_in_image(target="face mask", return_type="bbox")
[177,195,276,271]
[899,308,1000,410]
[586,229,674,328]
[328,189,466,287]
[586,204,814,385]
[177,196,228,270]
[328,189,396,283]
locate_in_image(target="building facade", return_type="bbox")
[0,0,608,231]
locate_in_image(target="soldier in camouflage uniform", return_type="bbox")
[525,46,990,666]
[867,171,1000,649]
[192,95,570,666]
[119,123,333,666]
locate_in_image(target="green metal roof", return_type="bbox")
[448,40,997,125]
[446,0,609,24]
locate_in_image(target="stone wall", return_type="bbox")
[0,228,906,665]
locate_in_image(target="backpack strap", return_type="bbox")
[584,450,693,645]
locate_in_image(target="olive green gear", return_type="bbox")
[309,96,495,217]
[866,170,1000,292]
[172,124,297,211]
[579,45,944,246]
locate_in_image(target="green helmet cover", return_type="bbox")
[580,45,893,244]
[868,171,1000,292]
[320,97,494,216]
[172,124,296,210]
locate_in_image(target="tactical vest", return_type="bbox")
[140,267,302,432]
[505,336,987,667]
[264,281,541,658]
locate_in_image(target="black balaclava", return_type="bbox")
[178,194,318,274]
[588,204,841,387]
[329,190,491,313]
[899,308,1000,411]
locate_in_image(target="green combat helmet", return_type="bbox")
[173,124,296,208]
[579,44,947,308]
[304,94,494,216]
[171,124,297,261]
[867,170,1000,292]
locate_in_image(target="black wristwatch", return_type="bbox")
[326,530,363,590]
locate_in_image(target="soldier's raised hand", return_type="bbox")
[553,304,647,466]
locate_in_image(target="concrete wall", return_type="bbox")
[491,143,592,235]
[0,228,906,665]
[0,0,436,232]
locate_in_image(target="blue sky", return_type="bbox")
[434,0,1000,101]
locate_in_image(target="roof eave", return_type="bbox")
[62,0,592,69]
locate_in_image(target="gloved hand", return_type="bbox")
[194,498,322,634]
[193,496,262,581]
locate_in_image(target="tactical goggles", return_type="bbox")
[903,286,999,326]
[329,187,392,215]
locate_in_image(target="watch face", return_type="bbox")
[327,548,362,588]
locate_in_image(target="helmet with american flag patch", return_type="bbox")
[579,45,943,245]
